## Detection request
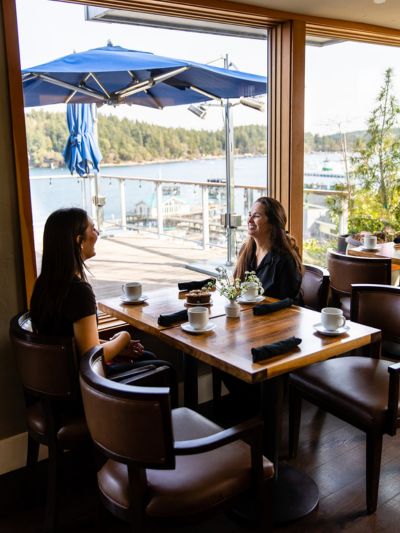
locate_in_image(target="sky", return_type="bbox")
[16,0,400,135]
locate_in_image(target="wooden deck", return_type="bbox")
[83,231,227,299]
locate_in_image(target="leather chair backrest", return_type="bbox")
[80,346,175,469]
[351,284,400,345]
[10,312,78,399]
[301,264,330,311]
[327,251,392,295]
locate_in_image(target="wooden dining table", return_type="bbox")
[98,286,381,523]
[347,241,400,265]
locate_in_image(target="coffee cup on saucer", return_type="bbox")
[363,234,377,249]
[122,282,142,301]
[188,306,209,330]
[321,307,346,331]
[242,282,259,301]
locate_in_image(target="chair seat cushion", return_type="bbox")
[289,356,399,430]
[27,402,89,447]
[97,407,273,518]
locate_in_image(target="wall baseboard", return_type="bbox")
[0,432,47,475]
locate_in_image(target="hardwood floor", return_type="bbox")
[1,399,399,533]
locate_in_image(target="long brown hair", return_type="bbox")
[234,197,302,279]
[30,208,89,322]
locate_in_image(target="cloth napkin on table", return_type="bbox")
[253,298,293,316]
[346,235,362,247]
[158,309,188,327]
[251,336,302,363]
[178,278,215,291]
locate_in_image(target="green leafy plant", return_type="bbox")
[351,68,400,232]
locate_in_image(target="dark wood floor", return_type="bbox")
[1,399,400,533]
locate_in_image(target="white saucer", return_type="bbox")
[181,322,216,334]
[237,295,264,304]
[120,295,148,304]
[185,299,213,307]
[360,245,379,252]
[313,323,350,336]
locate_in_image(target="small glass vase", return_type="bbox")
[225,299,241,318]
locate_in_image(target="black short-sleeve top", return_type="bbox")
[30,278,97,337]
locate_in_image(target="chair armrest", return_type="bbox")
[108,364,158,382]
[174,417,263,455]
[107,359,178,406]
[387,362,400,435]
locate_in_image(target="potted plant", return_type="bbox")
[209,267,242,317]
[212,268,262,317]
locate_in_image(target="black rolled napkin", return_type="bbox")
[178,278,215,291]
[158,309,188,327]
[251,336,302,363]
[253,298,293,316]
[394,236,400,244]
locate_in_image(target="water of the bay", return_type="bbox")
[29,153,345,229]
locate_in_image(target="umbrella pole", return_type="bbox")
[224,54,236,267]
[225,99,235,267]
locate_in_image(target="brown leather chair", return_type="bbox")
[10,312,90,532]
[288,284,400,514]
[351,284,400,359]
[327,250,392,318]
[301,264,330,311]
[80,345,274,532]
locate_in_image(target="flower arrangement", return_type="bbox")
[213,267,242,301]
[210,267,263,301]
[241,271,264,296]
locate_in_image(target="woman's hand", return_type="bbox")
[112,338,144,359]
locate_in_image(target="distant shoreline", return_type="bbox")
[30,153,266,171]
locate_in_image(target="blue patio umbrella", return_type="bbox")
[22,44,266,108]
[22,44,267,260]
[63,103,102,177]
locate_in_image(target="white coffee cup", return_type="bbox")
[243,282,259,301]
[122,282,142,301]
[321,307,346,331]
[188,306,209,330]
[364,234,377,249]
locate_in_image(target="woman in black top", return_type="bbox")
[221,198,303,410]
[234,196,303,299]
[30,208,143,363]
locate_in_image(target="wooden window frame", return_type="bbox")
[3,0,400,302]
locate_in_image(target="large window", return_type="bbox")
[303,38,400,266]
[16,0,269,293]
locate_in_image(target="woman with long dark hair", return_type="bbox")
[234,196,303,299]
[30,208,142,362]
[221,198,303,410]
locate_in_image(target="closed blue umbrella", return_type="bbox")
[63,103,102,177]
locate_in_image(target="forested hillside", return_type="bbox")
[25,109,379,168]
[25,110,267,168]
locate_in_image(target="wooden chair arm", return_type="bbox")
[174,417,264,455]
[387,362,400,435]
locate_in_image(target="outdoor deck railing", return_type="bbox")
[30,173,348,249]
